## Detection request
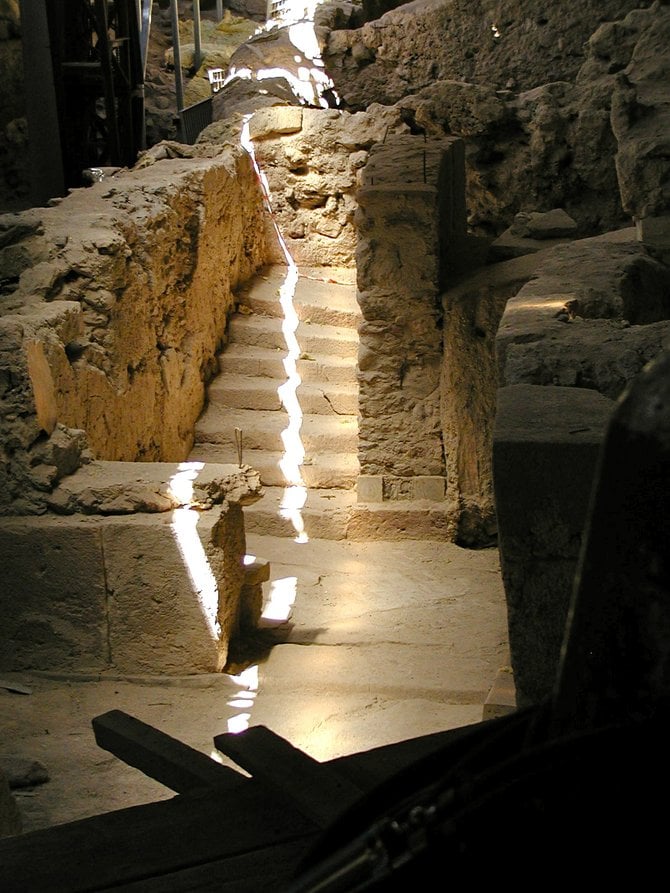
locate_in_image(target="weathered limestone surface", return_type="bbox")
[323,0,652,104]
[0,461,263,675]
[494,229,670,706]
[441,252,545,545]
[497,232,670,398]
[320,1,666,238]
[355,134,465,496]
[247,105,411,266]
[0,147,267,515]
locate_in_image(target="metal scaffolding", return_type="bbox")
[21,0,147,198]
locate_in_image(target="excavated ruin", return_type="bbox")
[1,0,670,855]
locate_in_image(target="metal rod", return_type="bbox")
[170,0,185,113]
[216,0,223,20]
[139,0,153,76]
[234,428,244,466]
[193,0,202,71]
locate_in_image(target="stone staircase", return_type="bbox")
[190,265,362,540]
[190,264,458,542]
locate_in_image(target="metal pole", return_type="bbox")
[170,0,184,113]
[20,0,65,204]
[139,0,153,76]
[193,0,202,71]
[216,0,223,21]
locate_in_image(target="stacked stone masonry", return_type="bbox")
[355,134,466,503]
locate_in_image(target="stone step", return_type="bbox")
[296,353,357,386]
[207,375,359,416]
[236,265,361,329]
[242,486,358,541]
[346,500,458,541]
[194,407,359,453]
[189,445,360,489]
[228,314,359,359]
[241,487,462,542]
[217,344,286,380]
[217,343,357,386]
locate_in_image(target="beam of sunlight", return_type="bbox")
[168,462,220,641]
[225,664,260,734]
[240,118,309,543]
[260,575,298,625]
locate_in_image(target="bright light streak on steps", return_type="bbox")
[168,462,220,643]
[241,119,309,543]
[224,665,259,735]
[260,576,298,624]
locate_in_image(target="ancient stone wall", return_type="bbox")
[1,145,266,515]
[323,0,654,107]
[494,230,670,707]
[247,104,409,266]
[319,1,665,239]
[355,133,466,503]
[0,138,270,675]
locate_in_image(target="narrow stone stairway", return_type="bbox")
[189,265,361,540]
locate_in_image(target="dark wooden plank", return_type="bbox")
[329,720,500,788]
[0,781,317,892]
[95,837,314,892]
[92,709,246,794]
[0,721,505,892]
[213,726,364,828]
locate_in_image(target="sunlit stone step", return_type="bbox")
[242,486,357,541]
[296,353,357,386]
[218,342,358,387]
[208,375,358,415]
[229,314,359,359]
[207,376,282,412]
[217,344,287,380]
[188,446,359,489]
[240,488,460,542]
[194,407,358,453]
[236,265,361,329]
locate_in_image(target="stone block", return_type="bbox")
[636,214,670,261]
[357,475,383,503]
[0,517,108,673]
[493,384,614,707]
[482,667,517,720]
[240,568,266,632]
[412,476,445,501]
[103,510,241,675]
[249,106,303,140]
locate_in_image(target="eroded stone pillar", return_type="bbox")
[354,134,465,503]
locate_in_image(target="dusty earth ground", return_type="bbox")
[1,532,509,835]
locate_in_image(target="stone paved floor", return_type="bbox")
[1,532,510,834]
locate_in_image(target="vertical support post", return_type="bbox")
[216,0,223,21]
[170,0,184,113]
[139,0,153,76]
[193,0,202,71]
[19,0,65,204]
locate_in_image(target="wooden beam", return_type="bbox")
[213,725,364,828]
[92,709,246,794]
